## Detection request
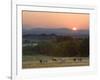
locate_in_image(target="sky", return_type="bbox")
[22,11,89,30]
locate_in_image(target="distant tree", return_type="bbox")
[56,36,73,42]
[50,33,57,36]
[37,37,81,57]
[40,33,47,36]
[23,40,30,43]
[79,38,89,57]
[38,42,55,55]
[23,46,34,55]
[23,36,89,57]
[62,41,79,57]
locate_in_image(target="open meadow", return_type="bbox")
[22,55,89,68]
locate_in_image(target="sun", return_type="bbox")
[72,27,77,31]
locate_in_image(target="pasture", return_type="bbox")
[22,55,89,68]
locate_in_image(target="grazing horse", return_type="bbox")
[73,58,82,62]
[40,60,42,64]
[39,59,48,64]
[59,58,66,63]
[78,58,82,62]
[73,58,76,62]
[52,58,57,61]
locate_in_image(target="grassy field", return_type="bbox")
[22,55,89,69]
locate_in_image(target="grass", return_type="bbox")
[22,55,89,69]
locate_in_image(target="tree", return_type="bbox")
[79,38,89,57]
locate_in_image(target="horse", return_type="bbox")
[57,58,66,63]
[78,58,82,62]
[52,58,57,61]
[73,58,76,62]
[73,58,82,62]
[39,59,48,64]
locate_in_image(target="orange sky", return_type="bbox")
[22,11,89,30]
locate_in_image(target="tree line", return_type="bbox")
[23,36,89,57]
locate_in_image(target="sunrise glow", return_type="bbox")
[22,11,89,30]
[72,27,77,31]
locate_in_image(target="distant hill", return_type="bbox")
[22,27,89,36]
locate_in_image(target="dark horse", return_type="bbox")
[73,58,82,62]
[39,59,48,64]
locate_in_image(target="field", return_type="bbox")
[22,11,90,69]
[22,34,89,68]
[22,11,89,69]
[22,55,89,68]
